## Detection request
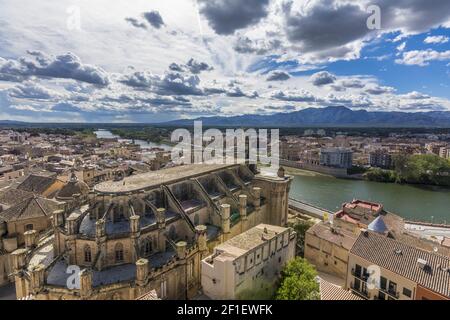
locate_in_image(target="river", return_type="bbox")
[288,168,450,224]
[94,130,448,223]
[94,129,172,151]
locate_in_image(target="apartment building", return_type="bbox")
[369,150,394,169]
[346,231,450,300]
[305,222,357,279]
[319,148,353,169]
[201,224,296,300]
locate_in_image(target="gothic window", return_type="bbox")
[84,245,92,263]
[188,260,194,280]
[143,238,152,256]
[160,279,167,299]
[115,243,124,262]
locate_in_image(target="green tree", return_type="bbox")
[288,220,313,257]
[275,257,320,300]
[236,280,275,300]
[365,168,397,183]
[393,153,409,182]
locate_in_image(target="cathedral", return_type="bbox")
[11,163,292,300]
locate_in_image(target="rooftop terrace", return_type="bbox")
[94,163,237,194]
[214,224,289,258]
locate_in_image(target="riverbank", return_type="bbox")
[94,130,173,150]
[109,128,175,147]
[288,167,450,223]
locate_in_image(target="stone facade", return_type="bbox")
[304,222,357,279]
[201,224,296,300]
[12,163,292,300]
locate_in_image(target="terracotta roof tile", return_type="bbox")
[350,231,450,298]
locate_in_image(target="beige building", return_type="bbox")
[201,224,296,300]
[11,163,292,300]
[346,231,450,300]
[16,173,65,198]
[0,189,63,287]
[305,222,357,279]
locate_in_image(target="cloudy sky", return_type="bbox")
[0,0,450,123]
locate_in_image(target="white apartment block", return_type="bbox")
[201,224,296,300]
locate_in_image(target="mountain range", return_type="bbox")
[165,106,450,127]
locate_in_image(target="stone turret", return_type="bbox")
[136,258,149,287]
[29,264,45,294]
[239,194,247,220]
[24,230,38,249]
[11,248,28,271]
[130,215,140,234]
[66,215,78,235]
[277,166,285,178]
[195,225,207,252]
[79,269,93,299]
[220,204,230,234]
[130,215,141,261]
[156,208,166,227]
[157,208,166,252]
[176,241,187,260]
[11,248,29,299]
[52,209,65,228]
[94,218,107,270]
[95,219,106,238]
[252,187,261,208]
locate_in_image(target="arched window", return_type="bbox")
[144,238,152,256]
[115,243,124,263]
[84,245,92,263]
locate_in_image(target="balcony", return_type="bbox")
[350,282,370,299]
[379,287,399,299]
[351,268,369,282]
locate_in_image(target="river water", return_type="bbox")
[94,129,172,150]
[288,168,450,223]
[94,130,449,223]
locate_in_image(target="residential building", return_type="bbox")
[346,230,450,300]
[319,278,362,300]
[319,148,353,169]
[333,199,403,235]
[305,222,357,279]
[16,173,65,198]
[369,150,394,169]
[201,224,296,300]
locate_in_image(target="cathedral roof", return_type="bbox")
[17,174,56,194]
[56,172,89,200]
[0,195,59,222]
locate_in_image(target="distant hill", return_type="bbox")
[0,120,26,125]
[164,106,450,127]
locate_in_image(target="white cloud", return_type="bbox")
[396,42,406,52]
[424,35,449,44]
[396,49,450,66]
[0,0,450,122]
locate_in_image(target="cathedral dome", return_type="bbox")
[56,171,89,200]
